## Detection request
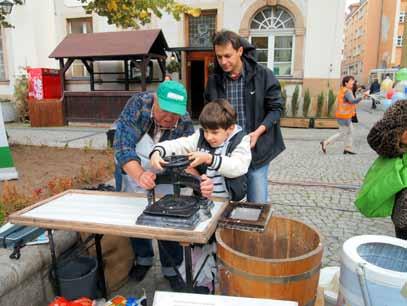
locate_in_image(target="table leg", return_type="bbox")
[184,245,193,292]
[48,229,60,296]
[94,234,107,298]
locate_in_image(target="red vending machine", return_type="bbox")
[27,68,61,100]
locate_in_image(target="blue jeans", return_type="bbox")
[130,238,183,277]
[247,163,270,203]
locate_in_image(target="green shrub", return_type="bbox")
[303,88,311,118]
[317,91,325,118]
[328,88,336,117]
[279,81,287,117]
[166,59,180,73]
[13,69,29,123]
[291,85,300,117]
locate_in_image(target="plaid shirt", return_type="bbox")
[224,71,246,132]
[114,92,194,168]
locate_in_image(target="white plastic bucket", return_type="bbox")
[339,235,407,306]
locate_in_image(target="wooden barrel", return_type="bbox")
[216,215,323,306]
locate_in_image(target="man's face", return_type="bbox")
[214,42,243,73]
[153,100,180,129]
[203,126,234,148]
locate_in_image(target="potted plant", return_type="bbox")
[314,90,339,129]
[13,71,29,123]
[166,59,180,80]
[280,84,310,128]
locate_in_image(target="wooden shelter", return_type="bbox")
[49,29,168,123]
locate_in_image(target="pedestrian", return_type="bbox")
[320,75,369,155]
[369,78,380,109]
[150,99,251,201]
[357,100,407,239]
[114,80,214,290]
[204,30,285,203]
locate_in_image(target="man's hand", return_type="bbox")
[248,132,260,149]
[249,125,267,148]
[137,171,156,190]
[150,151,167,171]
[200,174,213,198]
[188,151,212,167]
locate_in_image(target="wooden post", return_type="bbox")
[59,59,67,125]
[124,60,129,91]
[81,59,94,91]
[141,57,147,91]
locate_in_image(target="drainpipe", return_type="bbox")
[376,0,384,68]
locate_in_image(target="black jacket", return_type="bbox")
[204,38,285,168]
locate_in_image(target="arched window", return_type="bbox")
[250,6,295,77]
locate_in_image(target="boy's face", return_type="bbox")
[203,125,235,148]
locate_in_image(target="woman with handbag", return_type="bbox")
[320,75,369,155]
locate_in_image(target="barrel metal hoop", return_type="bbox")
[218,257,321,284]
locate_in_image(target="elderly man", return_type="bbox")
[114,80,213,290]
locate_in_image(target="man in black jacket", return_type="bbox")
[204,30,285,203]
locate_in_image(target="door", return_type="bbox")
[186,51,214,119]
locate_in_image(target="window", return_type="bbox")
[250,6,295,76]
[0,30,6,80]
[397,35,403,47]
[188,11,216,47]
[67,18,93,78]
[399,12,406,23]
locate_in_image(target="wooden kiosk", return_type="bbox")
[49,29,169,124]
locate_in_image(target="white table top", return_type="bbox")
[10,190,228,244]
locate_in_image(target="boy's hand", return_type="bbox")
[188,152,212,167]
[150,151,167,171]
[200,174,213,198]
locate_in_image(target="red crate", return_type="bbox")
[27,68,62,100]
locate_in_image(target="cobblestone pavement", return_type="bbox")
[114,100,395,303]
[269,99,394,267]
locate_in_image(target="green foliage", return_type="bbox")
[291,85,300,117]
[80,0,201,28]
[328,88,336,117]
[13,68,29,123]
[280,81,288,117]
[0,0,23,28]
[166,59,180,73]
[317,91,325,118]
[302,88,311,118]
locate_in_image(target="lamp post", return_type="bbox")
[0,0,13,15]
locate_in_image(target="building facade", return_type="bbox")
[0,0,344,119]
[342,0,406,85]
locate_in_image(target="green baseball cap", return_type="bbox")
[157,80,187,116]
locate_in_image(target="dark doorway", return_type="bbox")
[190,60,205,119]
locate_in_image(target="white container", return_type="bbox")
[339,235,407,306]
[0,102,17,122]
[319,266,340,306]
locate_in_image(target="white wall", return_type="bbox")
[303,0,345,79]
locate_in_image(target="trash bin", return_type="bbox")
[52,256,99,300]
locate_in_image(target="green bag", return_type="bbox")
[355,153,407,217]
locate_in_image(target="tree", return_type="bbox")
[80,0,201,28]
[0,0,24,28]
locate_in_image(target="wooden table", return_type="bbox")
[9,189,228,296]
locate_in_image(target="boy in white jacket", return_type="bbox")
[150,99,251,200]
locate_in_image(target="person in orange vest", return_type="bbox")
[320,76,369,154]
